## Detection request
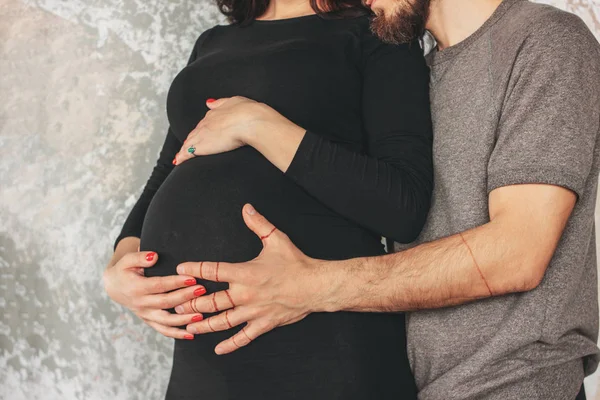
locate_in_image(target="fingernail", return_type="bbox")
[184,279,196,286]
[188,325,198,334]
[184,334,194,340]
[176,265,184,274]
[191,314,203,322]
[246,204,256,215]
[215,346,224,355]
[172,157,177,165]
[194,287,207,296]
[207,98,216,103]
[175,305,184,314]
[145,252,156,261]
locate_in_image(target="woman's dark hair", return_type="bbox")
[216,0,370,25]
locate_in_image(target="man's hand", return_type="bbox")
[173,183,578,349]
[103,246,207,340]
[175,204,326,355]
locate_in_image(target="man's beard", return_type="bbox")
[370,0,430,44]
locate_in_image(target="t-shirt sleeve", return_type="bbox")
[112,28,214,251]
[487,13,600,199]
[284,34,434,243]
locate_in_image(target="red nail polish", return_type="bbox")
[207,98,216,103]
[192,315,204,322]
[194,287,207,296]
[145,252,156,261]
[184,334,194,340]
[172,157,177,165]
[184,279,196,286]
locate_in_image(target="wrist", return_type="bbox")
[240,103,272,146]
[243,104,305,148]
[306,259,349,314]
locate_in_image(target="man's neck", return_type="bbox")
[257,0,315,20]
[426,0,504,50]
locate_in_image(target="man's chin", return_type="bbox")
[369,1,430,44]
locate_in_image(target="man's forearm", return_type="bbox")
[318,220,544,313]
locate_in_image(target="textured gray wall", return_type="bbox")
[0,0,598,399]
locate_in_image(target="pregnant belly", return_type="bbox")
[140,148,267,279]
[140,146,384,281]
[139,148,414,399]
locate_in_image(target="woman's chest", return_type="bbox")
[166,31,364,143]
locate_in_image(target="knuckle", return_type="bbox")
[130,298,143,312]
[118,253,134,268]
[184,299,195,313]
[236,290,252,305]
[239,332,252,345]
[265,318,278,331]
[237,268,251,283]
[152,279,165,294]
[249,306,263,319]
[205,262,217,277]
[214,318,227,330]
[128,281,143,296]
[273,231,289,246]
[156,295,170,310]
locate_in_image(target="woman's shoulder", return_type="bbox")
[322,10,372,36]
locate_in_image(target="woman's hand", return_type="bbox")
[173,96,259,164]
[173,96,297,165]
[103,243,207,340]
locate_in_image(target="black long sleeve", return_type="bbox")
[285,38,433,243]
[112,29,214,251]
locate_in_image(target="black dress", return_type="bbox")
[114,11,433,400]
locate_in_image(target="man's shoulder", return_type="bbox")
[487,0,600,83]
[493,1,599,54]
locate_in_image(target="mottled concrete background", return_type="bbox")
[0,0,598,399]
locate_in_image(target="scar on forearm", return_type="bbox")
[459,232,494,296]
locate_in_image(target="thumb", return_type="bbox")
[242,204,277,241]
[206,97,229,109]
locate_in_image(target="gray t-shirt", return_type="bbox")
[395,0,600,398]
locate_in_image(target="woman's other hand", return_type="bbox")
[103,237,207,340]
[173,96,282,165]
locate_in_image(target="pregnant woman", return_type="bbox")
[105,0,433,399]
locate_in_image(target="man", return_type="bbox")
[170,0,600,398]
